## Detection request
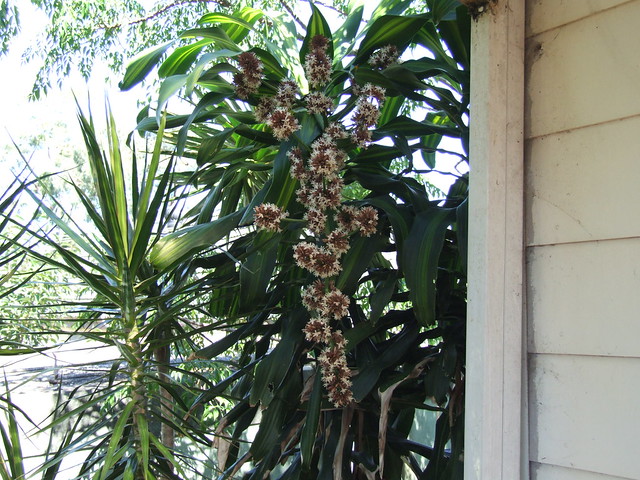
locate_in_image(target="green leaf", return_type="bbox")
[198,10,261,43]
[156,74,188,123]
[375,115,459,139]
[180,26,242,52]
[402,208,454,326]
[300,4,334,66]
[150,211,242,270]
[438,5,471,70]
[239,231,280,307]
[249,310,305,406]
[427,0,462,24]
[176,91,230,155]
[351,322,419,401]
[336,232,387,295]
[456,197,468,274]
[369,272,397,323]
[99,401,135,480]
[158,39,211,78]
[184,49,238,95]
[354,15,428,65]
[371,0,413,18]
[249,371,301,460]
[119,40,174,91]
[334,1,363,58]
[250,47,288,79]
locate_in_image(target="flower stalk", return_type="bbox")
[250,35,386,407]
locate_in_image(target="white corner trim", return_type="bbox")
[465,1,527,479]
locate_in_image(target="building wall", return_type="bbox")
[525,1,640,479]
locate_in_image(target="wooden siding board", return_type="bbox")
[529,354,640,479]
[531,462,635,480]
[525,0,633,36]
[527,239,640,358]
[525,116,640,246]
[525,0,640,138]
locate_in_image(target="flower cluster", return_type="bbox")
[254,79,301,140]
[248,39,388,407]
[369,45,400,69]
[253,203,289,232]
[352,83,386,147]
[233,52,263,99]
[266,107,300,141]
[304,35,332,89]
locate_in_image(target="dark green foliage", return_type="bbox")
[118,1,470,478]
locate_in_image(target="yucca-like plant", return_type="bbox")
[1,105,237,479]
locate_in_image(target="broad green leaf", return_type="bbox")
[249,371,301,460]
[456,197,468,274]
[180,26,242,53]
[402,208,454,326]
[334,1,363,58]
[369,272,397,323]
[119,40,174,90]
[414,21,457,67]
[184,50,238,95]
[198,10,261,43]
[351,144,404,165]
[150,211,242,270]
[300,4,334,66]
[351,322,418,401]
[336,232,387,295]
[250,47,288,79]
[156,74,188,124]
[250,310,305,406]
[375,115,459,139]
[239,231,279,307]
[354,15,428,65]
[176,91,229,155]
[378,94,404,126]
[371,0,413,18]
[427,0,462,24]
[158,39,212,78]
[438,5,471,70]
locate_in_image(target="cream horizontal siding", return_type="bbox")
[526,0,633,36]
[531,462,635,480]
[525,0,640,479]
[526,116,640,246]
[526,0,640,139]
[527,239,640,357]
[528,355,640,479]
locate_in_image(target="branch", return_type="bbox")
[101,0,230,31]
[313,0,347,16]
[278,0,306,31]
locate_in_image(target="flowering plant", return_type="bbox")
[123,2,470,479]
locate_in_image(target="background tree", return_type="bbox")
[0,0,349,99]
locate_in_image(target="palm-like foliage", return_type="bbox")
[2,106,239,479]
[119,1,471,479]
